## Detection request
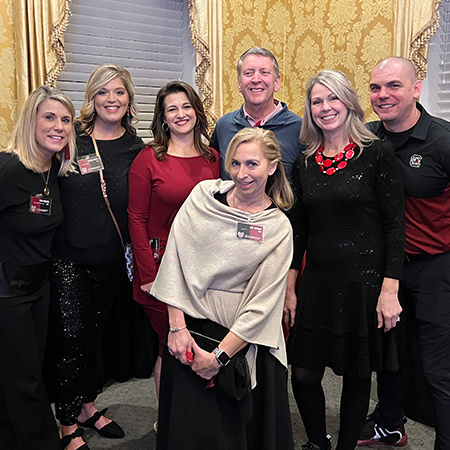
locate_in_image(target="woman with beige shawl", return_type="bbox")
[151,127,295,450]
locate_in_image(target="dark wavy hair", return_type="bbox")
[150,81,215,162]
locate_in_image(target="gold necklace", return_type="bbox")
[42,167,51,196]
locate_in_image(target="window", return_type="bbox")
[57,0,196,140]
[421,2,450,121]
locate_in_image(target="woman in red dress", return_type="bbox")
[128,81,220,415]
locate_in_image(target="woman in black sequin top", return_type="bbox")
[284,70,405,450]
[46,65,143,450]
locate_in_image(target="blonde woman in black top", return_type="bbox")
[47,64,143,450]
[0,86,75,450]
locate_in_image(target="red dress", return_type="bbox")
[128,147,220,354]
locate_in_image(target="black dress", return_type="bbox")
[287,142,406,378]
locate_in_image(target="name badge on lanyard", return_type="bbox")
[29,195,52,216]
[236,222,264,242]
[77,153,104,174]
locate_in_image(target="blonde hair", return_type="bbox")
[77,64,138,135]
[300,70,377,159]
[4,85,76,175]
[225,127,294,210]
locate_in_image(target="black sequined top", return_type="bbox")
[290,141,405,280]
[287,141,406,376]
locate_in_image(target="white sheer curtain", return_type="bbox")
[421,1,450,120]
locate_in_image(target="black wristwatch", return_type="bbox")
[213,347,231,366]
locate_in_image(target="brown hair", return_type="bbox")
[150,81,215,162]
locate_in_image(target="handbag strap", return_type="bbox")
[91,135,126,249]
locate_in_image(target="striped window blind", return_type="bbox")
[57,0,196,141]
[421,1,450,121]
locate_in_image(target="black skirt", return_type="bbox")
[287,278,409,378]
[156,316,294,450]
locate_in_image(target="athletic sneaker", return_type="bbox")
[357,415,408,447]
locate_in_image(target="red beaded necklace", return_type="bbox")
[315,141,357,175]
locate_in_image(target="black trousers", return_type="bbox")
[374,252,450,450]
[0,283,60,450]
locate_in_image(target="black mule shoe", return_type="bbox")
[77,407,125,439]
[60,427,89,449]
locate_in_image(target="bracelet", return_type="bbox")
[169,325,187,333]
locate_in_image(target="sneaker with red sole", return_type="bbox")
[357,416,408,447]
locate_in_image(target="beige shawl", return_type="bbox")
[151,179,293,367]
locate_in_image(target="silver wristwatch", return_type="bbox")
[213,347,231,366]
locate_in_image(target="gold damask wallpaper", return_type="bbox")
[222,0,395,121]
[0,0,16,149]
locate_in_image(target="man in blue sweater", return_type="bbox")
[210,47,304,179]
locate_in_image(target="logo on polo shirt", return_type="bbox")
[409,154,422,168]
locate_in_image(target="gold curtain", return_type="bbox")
[394,0,441,80]
[188,0,223,128]
[12,0,71,108]
[0,0,16,148]
[0,0,70,147]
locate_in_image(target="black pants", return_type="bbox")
[0,283,60,450]
[374,252,450,450]
[47,258,124,425]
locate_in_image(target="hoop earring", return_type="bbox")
[162,122,169,132]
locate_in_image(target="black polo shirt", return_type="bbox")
[368,103,450,255]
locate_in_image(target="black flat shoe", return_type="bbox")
[60,427,89,449]
[77,407,125,439]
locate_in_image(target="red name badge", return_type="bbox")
[77,153,104,174]
[236,222,264,242]
[29,195,52,216]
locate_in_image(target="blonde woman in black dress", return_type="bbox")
[284,70,405,450]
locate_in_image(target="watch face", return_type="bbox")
[216,349,231,366]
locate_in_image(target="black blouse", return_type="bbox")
[53,129,143,265]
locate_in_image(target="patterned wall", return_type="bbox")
[0,0,396,145]
[222,0,395,121]
[0,0,16,148]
